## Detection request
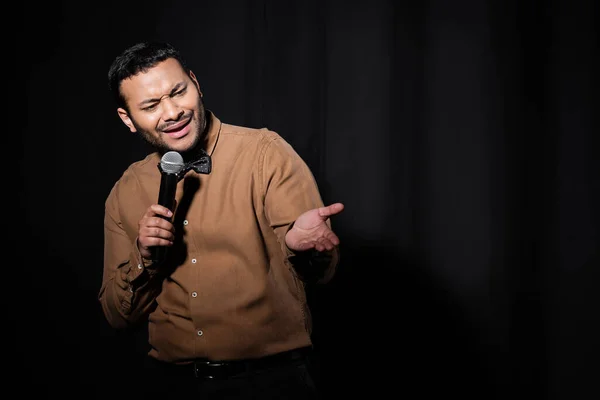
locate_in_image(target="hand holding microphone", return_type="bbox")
[136,151,185,262]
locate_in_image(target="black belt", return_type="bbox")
[149,347,311,380]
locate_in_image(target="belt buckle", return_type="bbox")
[193,360,227,379]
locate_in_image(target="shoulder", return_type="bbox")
[106,153,160,201]
[218,122,298,163]
[118,153,159,185]
[221,122,287,146]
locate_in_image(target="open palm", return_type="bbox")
[285,202,344,252]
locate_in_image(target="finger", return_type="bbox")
[314,241,329,252]
[318,202,344,219]
[323,230,340,246]
[150,216,176,233]
[141,225,176,241]
[148,204,174,219]
[314,237,337,252]
[139,216,175,232]
[147,236,174,248]
[138,233,173,251]
[138,235,174,251]
[139,226,174,245]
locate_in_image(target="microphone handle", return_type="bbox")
[152,171,179,263]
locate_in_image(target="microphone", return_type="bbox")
[152,151,185,262]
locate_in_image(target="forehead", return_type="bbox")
[120,58,189,103]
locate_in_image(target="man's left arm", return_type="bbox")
[260,135,343,284]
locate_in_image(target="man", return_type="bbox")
[99,41,344,399]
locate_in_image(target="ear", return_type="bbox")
[117,108,137,132]
[189,70,202,97]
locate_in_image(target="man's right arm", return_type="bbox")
[98,183,163,330]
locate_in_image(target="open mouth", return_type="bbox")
[163,118,192,138]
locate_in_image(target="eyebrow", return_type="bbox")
[137,82,187,108]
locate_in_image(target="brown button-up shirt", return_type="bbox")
[99,112,338,363]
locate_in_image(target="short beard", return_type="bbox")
[137,126,169,152]
[178,110,209,163]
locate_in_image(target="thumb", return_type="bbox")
[318,202,345,219]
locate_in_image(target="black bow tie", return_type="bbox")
[183,150,212,174]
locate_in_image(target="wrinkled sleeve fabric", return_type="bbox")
[99,178,163,329]
[259,134,339,284]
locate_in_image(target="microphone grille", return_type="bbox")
[160,151,185,174]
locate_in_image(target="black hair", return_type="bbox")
[107,41,190,109]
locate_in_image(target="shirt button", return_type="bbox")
[183,220,189,225]
[197,330,203,336]
[191,292,198,297]
[192,258,197,264]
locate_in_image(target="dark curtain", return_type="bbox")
[17,0,597,399]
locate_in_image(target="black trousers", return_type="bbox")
[141,350,321,400]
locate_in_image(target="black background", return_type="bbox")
[16,0,598,398]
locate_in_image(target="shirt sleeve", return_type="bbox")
[260,134,339,284]
[98,181,164,329]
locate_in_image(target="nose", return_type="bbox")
[162,98,184,121]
